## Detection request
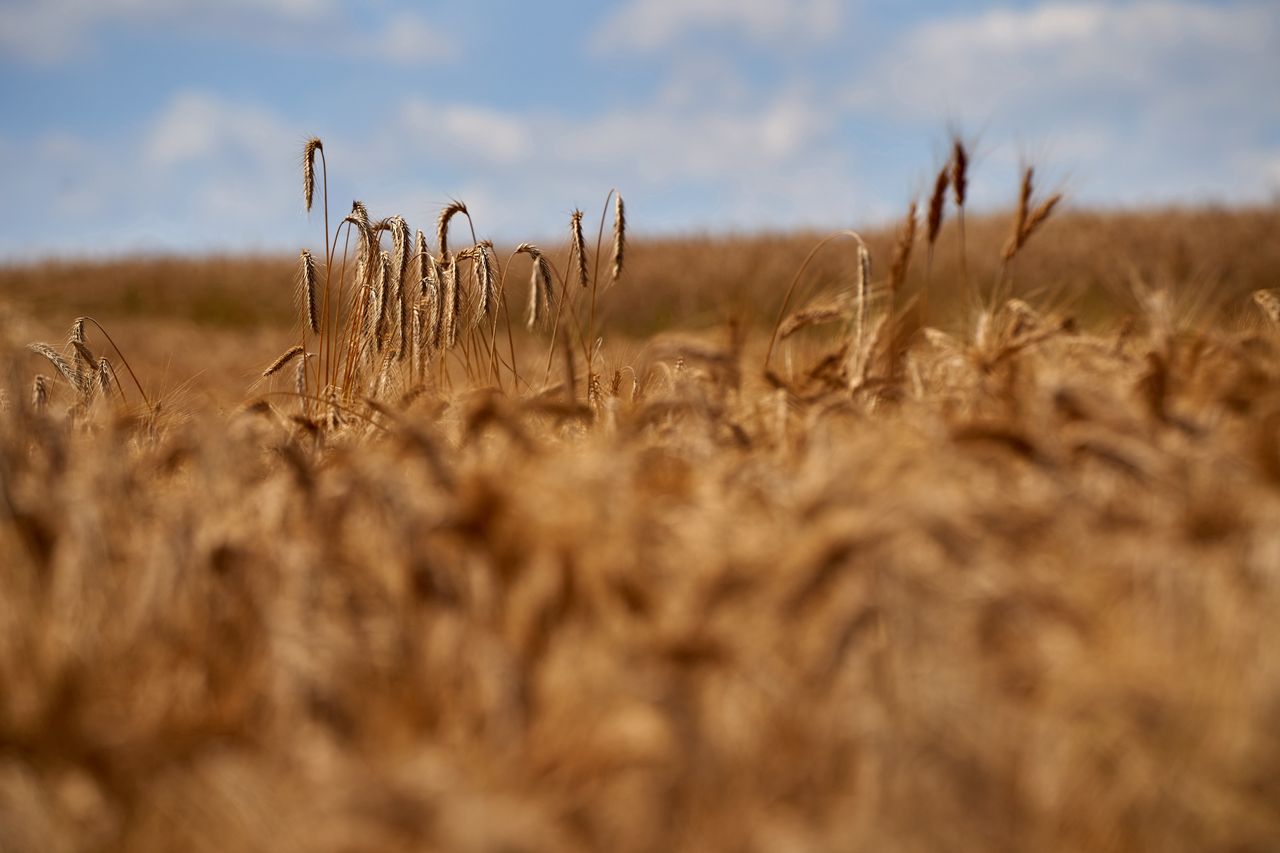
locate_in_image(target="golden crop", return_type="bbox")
[2,141,1280,851]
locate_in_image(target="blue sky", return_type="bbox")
[0,0,1277,259]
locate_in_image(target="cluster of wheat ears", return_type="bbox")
[5,137,1280,851]
[22,135,1280,429]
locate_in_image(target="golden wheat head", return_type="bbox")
[612,194,626,284]
[298,249,319,334]
[263,344,306,378]
[571,209,588,288]
[303,137,323,212]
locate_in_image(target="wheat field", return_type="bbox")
[2,140,1280,852]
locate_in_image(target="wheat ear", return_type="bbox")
[31,375,48,412]
[303,138,323,212]
[516,243,553,329]
[299,249,319,334]
[264,344,306,377]
[442,254,459,349]
[888,201,918,300]
[28,343,82,392]
[436,200,468,261]
[611,194,626,283]
[950,138,968,207]
[571,209,589,288]
[1004,167,1035,261]
[423,253,443,352]
[927,166,949,248]
[374,250,391,352]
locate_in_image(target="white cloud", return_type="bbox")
[856,1,1279,120]
[144,92,295,171]
[839,1,1280,206]
[0,0,455,66]
[593,0,845,53]
[351,12,460,66]
[400,101,533,165]
[382,89,852,237]
[396,91,830,185]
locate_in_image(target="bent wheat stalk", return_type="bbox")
[764,230,870,374]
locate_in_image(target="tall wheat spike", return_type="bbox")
[96,357,114,401]
[424,257,442,354]
[571,209,589,288]
[612,194,626,283]
[303,138,323,212]
[348,200,371,234]
[888,202,918,300]
[413,229,429,292]
[1004,167,1035,261]
[374,250,391,352]
[388,218,410,360]
[1003,167,1061,262]
[299,249,319,334]
[474,240,496,318]
[927,166,949,248]
[950,138,968,207]
[442,254,459,349]
[294,356,309,413]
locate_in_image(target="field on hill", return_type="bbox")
[3,144,1280,852]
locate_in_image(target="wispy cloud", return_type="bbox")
[857,1,1279,120]
[345,12,460,66]
[592,0,845,53]
[144,92,295,171]
[848,0,1280,204]
[0,0,455,66]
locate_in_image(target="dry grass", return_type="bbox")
[2,142,1280,852]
